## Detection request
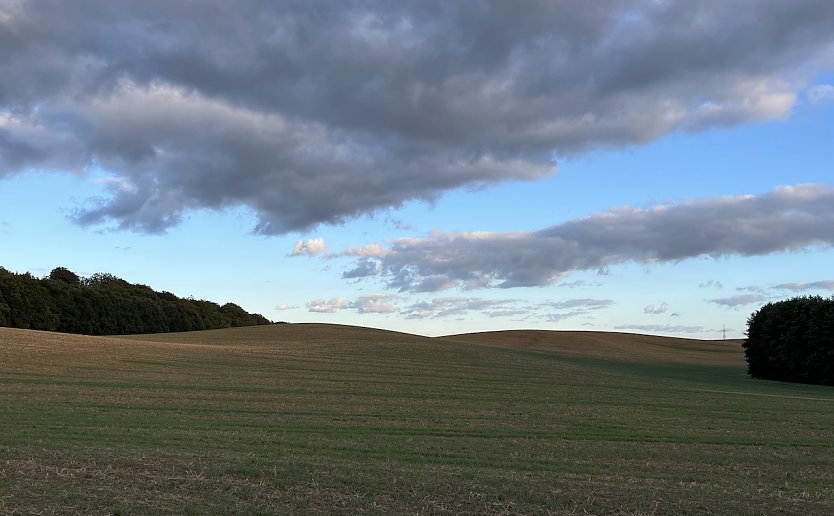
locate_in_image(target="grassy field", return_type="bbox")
[1,324,833,514]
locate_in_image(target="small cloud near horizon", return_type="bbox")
[307,298,351,313]
[772,280,834,292]
[306,295,399,315]
[708,294,770,309]
[614,324,706,334]
[643,302,669,315]
[540,298,613,323]
[736,285,764,293]
[545,311,590,323]
[402,297,517,320]
[543,299,614,310]
[352,295,399,314]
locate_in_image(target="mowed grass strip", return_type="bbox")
[1,324,833,514]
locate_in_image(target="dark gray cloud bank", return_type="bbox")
[341,185,834,292]
[1,1,833,233]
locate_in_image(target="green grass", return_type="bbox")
[0,324,833,514]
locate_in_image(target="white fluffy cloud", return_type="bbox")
[351,295,399,314]
[306,294,399,314]
[341,184,834,292]
[291,238,328,257]
[307,298,352,313]
[1,1,833,233]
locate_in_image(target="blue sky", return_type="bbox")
[2,2,834,338]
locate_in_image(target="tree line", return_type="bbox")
[0,266,273,335]
[744,296,833,386]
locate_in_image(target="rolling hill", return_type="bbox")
[1,324,832,515]
[443,329,744,364]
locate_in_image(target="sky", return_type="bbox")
[2,1,834,338]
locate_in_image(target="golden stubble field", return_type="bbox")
[1,324,833,514]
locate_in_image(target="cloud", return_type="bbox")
[342,258,382,279]
[484,309,530,319]
[341,244,391,259]
[772,280,834,292]
[541,298,613,322]
[614,324,705,334]
[301,295,532,320]
[545,311,591,323]
[708,294,770,309]
[306,294,399,314]
[736,285,764,293]
[643,302,669,315]
[275,304,297,311]
[351,295,399,314]
[699,280,723,289]
[401,297,517,320]
[306,298,352,313]
[291,238,327,257]
[545,299,614,310]
[558,280,602,289]
[342,184,834,292]
[1,2,833,233]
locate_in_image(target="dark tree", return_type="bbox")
[0,266,273,335]
[49,267,81,285]
[0,287,10,327]
[744,296,834,386]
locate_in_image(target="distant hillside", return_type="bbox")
[0,266,272,335]
[443,329,744,365]
[117,322,432,347]
[119,323,745,368]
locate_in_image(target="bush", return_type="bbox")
[744,296,834,385]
